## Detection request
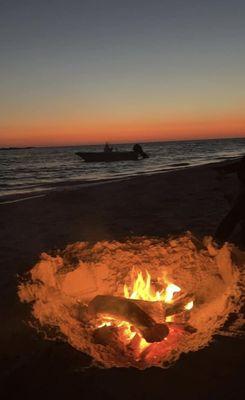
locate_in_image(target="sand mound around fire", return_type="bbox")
[18,233,243,369]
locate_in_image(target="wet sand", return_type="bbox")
[0,161,244,399]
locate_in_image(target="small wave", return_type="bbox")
[1,139,245,197]
[168,162,190,167]
[0,194,46,205]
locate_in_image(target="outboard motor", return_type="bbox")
[133,144,149,159]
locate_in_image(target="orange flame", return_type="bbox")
[97,269,194,355]
[124,270,181,303]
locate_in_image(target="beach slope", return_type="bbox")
[0,161,244,399]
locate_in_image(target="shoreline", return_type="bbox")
[0,155,241,204]
[0,156,241,275]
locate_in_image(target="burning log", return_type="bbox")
[125,298,166,324]
[88,295,169,343]
[93,325,120,346]
[165,293,194,317]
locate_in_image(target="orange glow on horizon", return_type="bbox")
[0,113,244,147]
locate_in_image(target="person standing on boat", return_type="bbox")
[104,143,113,152]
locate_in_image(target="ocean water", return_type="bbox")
[0,138,244,198]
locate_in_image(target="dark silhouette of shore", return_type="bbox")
[0,147,35,151]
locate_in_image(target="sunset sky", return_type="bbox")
[0,0,245,146]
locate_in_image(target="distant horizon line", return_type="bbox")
[0,134,244,149]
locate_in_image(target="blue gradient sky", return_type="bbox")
[0,0,245,145]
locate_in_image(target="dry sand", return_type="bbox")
[0,161,244,399]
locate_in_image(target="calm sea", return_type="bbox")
[0,138,244,198]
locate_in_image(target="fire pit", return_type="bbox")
[18,233,242,369]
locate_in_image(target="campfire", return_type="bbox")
[18,234,242,369]
[89,270,194,353]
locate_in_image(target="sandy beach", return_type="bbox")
[0,160,244,399]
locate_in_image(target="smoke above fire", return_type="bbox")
[18,234,243,369]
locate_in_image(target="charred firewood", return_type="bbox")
[126,299,166,324]
[88,295,169,343]
[93,325,120,345]
[165,294,194,316]
[140,324,169,343]
[168,322,197,333]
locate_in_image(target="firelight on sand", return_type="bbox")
[18,234,243,369]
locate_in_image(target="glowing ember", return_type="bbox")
[184,300,194,311]
[165,315,174,322]
[94,269,189,351]
[164,283,181,303]
[96,270,186,352]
